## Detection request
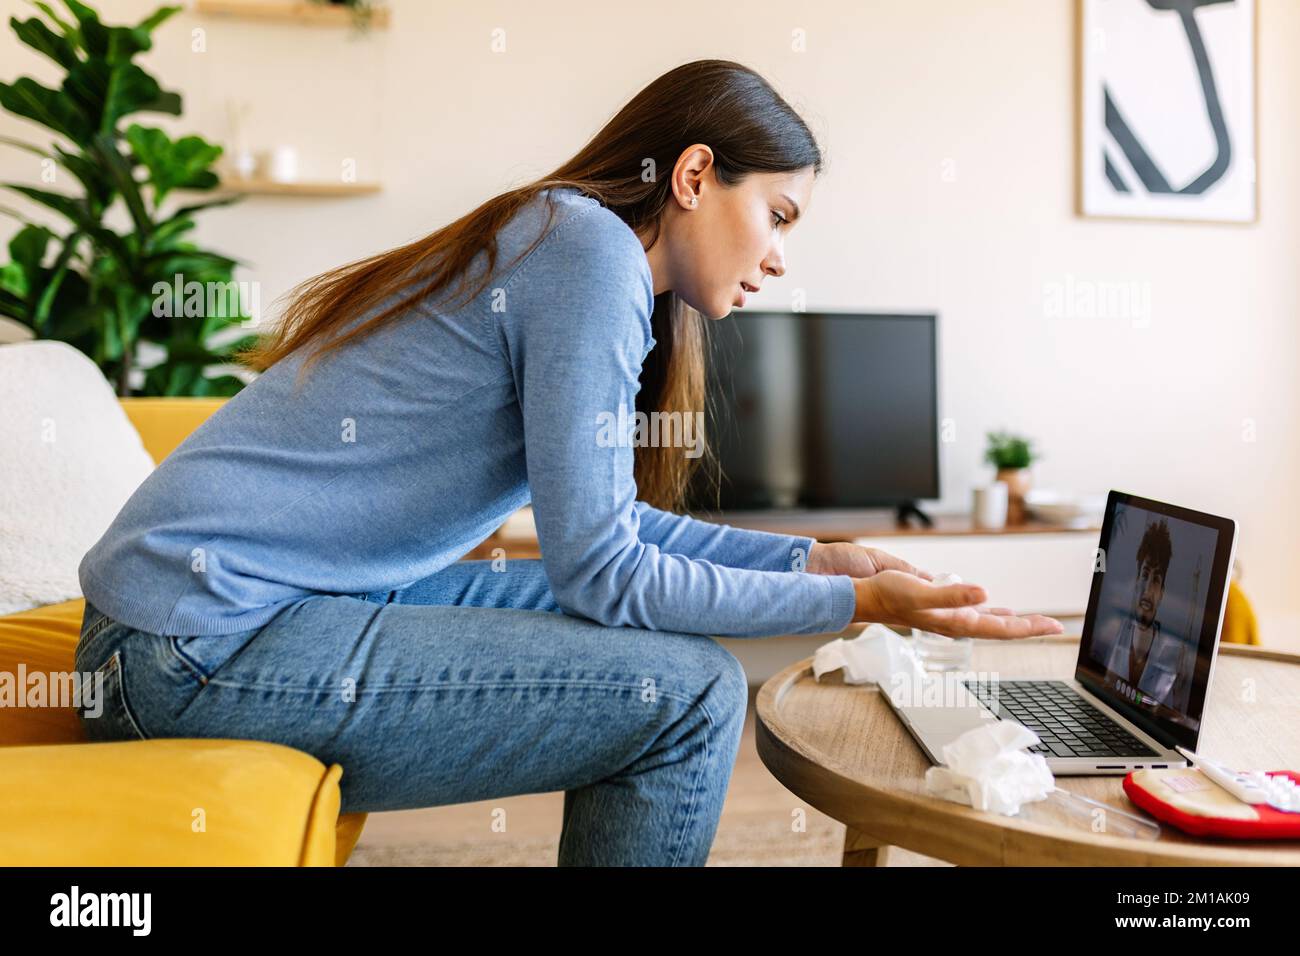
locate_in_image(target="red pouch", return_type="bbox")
[1123,768,1300,839]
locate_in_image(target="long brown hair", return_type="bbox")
[237,59,824,511]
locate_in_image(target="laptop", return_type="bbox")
[884,490,1238,775]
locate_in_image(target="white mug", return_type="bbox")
[973,482,1009,530]
[231,148,256,179]
[267,145,299,183]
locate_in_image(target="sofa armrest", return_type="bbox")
[1,737,352,866]
[119,397,226,465]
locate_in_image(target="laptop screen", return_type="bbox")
[1076,491,1237,750]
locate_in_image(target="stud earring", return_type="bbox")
[690,196,698,207]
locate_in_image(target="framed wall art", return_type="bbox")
[1078,0,1257,223]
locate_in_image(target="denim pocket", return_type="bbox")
[166,635,210,684]
[78,648,150,742]
[166,627,263,685]
[77,601,122,664]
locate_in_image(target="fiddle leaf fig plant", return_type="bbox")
[0,0,255,396]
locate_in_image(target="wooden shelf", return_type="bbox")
[214,177,382,197]
[706,510,1102,540]
[194,1,390,29]
[460,507,1103,567]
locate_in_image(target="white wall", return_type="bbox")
[3,0,1297,644]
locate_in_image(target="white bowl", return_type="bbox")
[1024,490,1105,526]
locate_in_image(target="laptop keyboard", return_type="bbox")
[962,679,1161,759]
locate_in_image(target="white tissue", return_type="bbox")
[924,721,1056,816]
[815,570,972,687]
[813,623,930,686]
[811,576,1054,818]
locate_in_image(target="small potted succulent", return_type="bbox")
[984,430,1038,525]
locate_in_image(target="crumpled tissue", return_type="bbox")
[811,605,1053,817]
[924,721,1056,816]
[813,623,929,687]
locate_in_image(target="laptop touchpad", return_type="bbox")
[899,706,995,735]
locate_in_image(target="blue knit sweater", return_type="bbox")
[79,187,858,638]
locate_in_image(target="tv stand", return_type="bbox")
[895,501,933,529]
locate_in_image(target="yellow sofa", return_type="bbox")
[0,398,367,866]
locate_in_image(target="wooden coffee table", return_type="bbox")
[755,627,1300,866]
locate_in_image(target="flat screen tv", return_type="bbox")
[684,311,939,513]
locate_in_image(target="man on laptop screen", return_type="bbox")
[1089,505,1219,729]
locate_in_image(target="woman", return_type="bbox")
[74,59,1062,866]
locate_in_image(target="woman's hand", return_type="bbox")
[853,570,1065,640]
[806,541,935,581]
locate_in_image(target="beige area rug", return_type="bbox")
[346,816,857,867]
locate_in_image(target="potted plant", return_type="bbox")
[984,429,1038,525]
[316,0,383,33]
[0,0,254,396]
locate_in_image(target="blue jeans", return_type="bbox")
[73,559,749,866]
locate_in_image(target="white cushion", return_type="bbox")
[0,341,155,614]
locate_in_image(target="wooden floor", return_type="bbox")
[348,684,951,866]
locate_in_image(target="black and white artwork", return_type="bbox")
[1080,0,1256,222]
